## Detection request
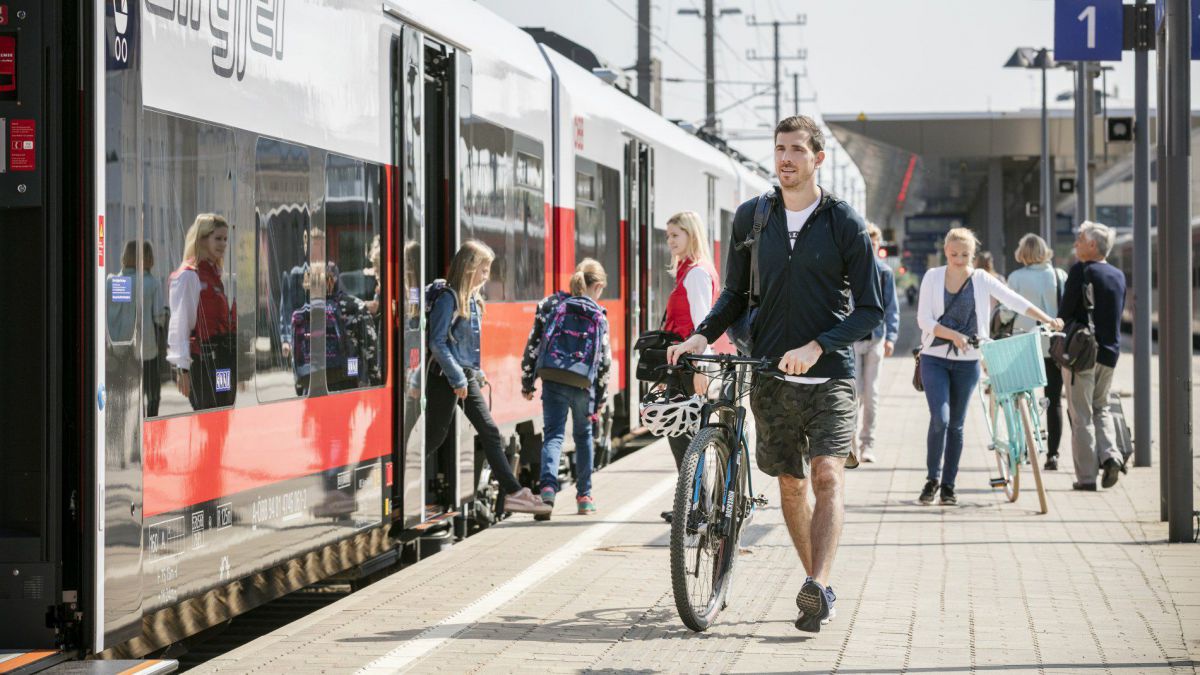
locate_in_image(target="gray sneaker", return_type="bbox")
[505,488,553,516]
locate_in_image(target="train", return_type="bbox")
[1108,220,1200,342]
[0,0,772,662]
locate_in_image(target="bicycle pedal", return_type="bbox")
[753,495,769,507]
[989,477,1007,488]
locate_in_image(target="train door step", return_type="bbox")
[413,508,460,532]
[0,651,69,674]
[39,659,177,675]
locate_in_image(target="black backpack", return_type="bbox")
[724,189,774,354]
[1050,267,1098,375]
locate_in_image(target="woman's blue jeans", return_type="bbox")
[539,381,594,497]
[920,354,980,488]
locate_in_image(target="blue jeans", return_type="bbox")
[920,355,980,488]
[539,381,594,496]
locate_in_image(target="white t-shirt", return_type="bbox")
[780,192,829,385]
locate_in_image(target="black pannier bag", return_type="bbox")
[634,330,682,382]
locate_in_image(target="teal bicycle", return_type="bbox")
[977,328,1062,514]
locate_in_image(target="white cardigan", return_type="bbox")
[917,266,1035,360]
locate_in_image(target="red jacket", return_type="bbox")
[173,259,234,354]
[662,258,718,338]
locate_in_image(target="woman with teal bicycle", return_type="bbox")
[915,228,1063,506]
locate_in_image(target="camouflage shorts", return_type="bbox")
[749,376,856,479]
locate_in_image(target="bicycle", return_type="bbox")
[642,352,774,632]
[976,327,1062,515]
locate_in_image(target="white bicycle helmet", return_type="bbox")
[639,391,704,438]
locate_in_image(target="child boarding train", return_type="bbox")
[0,0,770,659]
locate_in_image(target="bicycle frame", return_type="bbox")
[688,360,760,542]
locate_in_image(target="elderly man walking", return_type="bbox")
[1059,221,1126,491]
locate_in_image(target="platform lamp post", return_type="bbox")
[1005,47,1059,246]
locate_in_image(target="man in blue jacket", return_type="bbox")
[853,223,900,463]
[669,115,883,633]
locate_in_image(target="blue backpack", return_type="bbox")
[535,295,605,390]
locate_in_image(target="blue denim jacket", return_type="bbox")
[428,290,482,389]
[871,259,900,343]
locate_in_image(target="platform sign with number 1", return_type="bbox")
[1055,0,1125,61]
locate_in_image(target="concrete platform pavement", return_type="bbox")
[192,351,1199,674]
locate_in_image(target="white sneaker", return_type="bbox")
[505,488,552,515]
[860,448,877,463]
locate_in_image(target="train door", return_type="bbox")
[96,0,145,649]
[623,138,655,426]
[393,28,425,530]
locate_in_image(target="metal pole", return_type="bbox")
[704,0,716,132]
[1164,0,1193,544]
[1132,0,1152,469]
[1155,16,1170,522]
[1040,57,1052,244]
[1085,63,1096,220]
[793,71,800,115]
[773,21,781,123]
[1074,63,1089,225]
[637,0,651,107]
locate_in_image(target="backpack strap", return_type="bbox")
[736,189,775,309]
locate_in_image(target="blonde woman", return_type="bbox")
[166,214,235,411]
[425,240,549,515]
[1006,233,1068,469]
[520,259,611,517]
[658,212,719,522]
[915,228,1062,505]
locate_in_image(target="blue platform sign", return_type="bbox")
[1055,0,1125,61]
[1194,0,1200,60]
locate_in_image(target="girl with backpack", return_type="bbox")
[520,259,611,518]
[426,240,550,516]
[659,211,719,522]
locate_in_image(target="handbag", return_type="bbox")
[1050,266,1098,375]
[911,348,925,392]
[912,274,972,392]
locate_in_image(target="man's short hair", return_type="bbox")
[774,115,824,154]
[1078,220,1115,257]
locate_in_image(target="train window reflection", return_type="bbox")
[324,155,385,392]
[461,117,545,301]
[574,158,620,300]
[143,113,237,417]
[255,138,312,401]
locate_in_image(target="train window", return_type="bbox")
[461,117,546,301]
[719,209,734,270]
[576,172,595,202]
[574,158,621,300]
[143,112,238,417]
[255,138,312,401]
[324,154,386,392]
[516,152,541,189]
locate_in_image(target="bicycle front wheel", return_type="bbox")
[670,426,736,632]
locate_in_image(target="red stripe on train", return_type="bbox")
[141,389,392,517]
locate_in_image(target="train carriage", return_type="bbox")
[0,0,768,662]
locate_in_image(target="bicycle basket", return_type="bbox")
[980,331,1047,397]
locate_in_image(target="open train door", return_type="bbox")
[392,25,426,532]
[622,138,654,429]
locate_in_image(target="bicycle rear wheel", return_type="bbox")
[1017,395,1049,514]
[670,426,736,632]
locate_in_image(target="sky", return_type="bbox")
[478,0,1200,172]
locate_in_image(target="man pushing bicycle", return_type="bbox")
[668,115,883,633]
